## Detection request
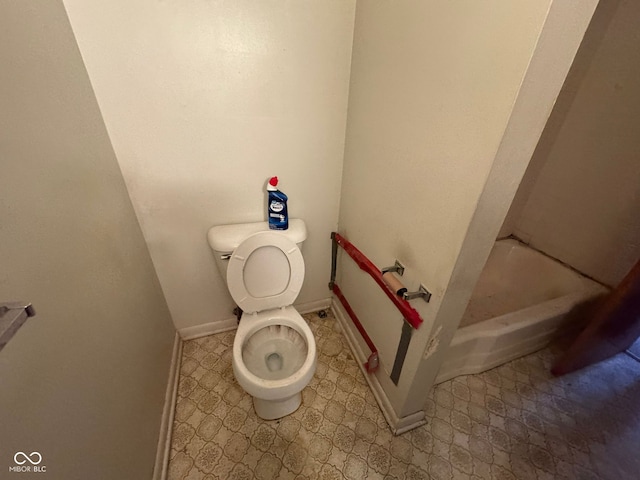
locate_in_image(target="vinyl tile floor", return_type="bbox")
[167,310,640,480]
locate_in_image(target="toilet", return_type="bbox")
[207,219,317,420]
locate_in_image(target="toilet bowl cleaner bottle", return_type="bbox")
[267,176,288,230]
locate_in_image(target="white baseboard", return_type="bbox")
[297,297,332,315]
[177,298,332,341]
[152,332,182,480]
[331,297,425,435]
[178,317,238,340]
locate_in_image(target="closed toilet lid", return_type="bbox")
[227,231,305,314]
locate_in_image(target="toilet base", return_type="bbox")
[253,392,302,420]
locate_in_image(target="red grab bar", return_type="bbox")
[332,283,379,373]
[333,232,423,329]
[331,283,376,353]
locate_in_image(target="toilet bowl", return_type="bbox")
[207,219,316,420]
[233,306,316,419]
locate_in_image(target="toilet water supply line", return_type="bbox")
[329,232,426,378]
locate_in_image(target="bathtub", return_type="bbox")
[436,239,606,383]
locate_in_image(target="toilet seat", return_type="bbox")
[227,231,305,314]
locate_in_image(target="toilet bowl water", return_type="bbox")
[242,325,307,381]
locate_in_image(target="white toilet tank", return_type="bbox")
[207,219,307,287]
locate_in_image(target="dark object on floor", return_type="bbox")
[552,258,640,375]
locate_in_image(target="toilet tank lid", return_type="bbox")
[207,219,307,252]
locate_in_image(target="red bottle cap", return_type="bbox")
[269,176,278,187]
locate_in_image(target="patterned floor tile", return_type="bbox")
[168,310,640,479]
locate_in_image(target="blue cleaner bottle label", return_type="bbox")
[270,200,285,213]
[268,195,288,230]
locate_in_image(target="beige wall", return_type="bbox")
[338,0,597,420]
[500,0,639,287]
[62,0,356,332]
[0,1,176,478]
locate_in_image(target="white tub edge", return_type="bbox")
[435,286,605,384]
